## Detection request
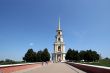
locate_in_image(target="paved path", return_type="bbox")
[12,63,86,73]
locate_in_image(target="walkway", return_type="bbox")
[12,63,86,73]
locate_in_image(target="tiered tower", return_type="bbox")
[52,18,66,62]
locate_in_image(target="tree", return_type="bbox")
[65,48,73,61]
[79,50,86,61]
[104,57,110,60]
[23,49,37,62]
[23,48,50,62]
[65,48,80,62]
[91,51,99,61]
[66,49,100,62]
[72,49,80,61]
[41,48,50,62]
[36,50,43,62]
[79,49,100,62]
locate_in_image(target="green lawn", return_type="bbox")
[82,59,110,67]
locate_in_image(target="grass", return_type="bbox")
[81,59,110,67]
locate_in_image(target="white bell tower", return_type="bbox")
[52,18,66,62]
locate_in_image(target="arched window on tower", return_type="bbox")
[58,32,60,35]
[58,46,61,52]
[58,38,60,41]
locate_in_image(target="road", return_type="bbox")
[12,63,86,73]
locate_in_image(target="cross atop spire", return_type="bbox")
[58,17,61,30]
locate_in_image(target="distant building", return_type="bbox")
[52,18,66,62]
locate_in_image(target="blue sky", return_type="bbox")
[0,0,110,61]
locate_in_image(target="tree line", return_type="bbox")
[0,59,21,65]
[65,48,100,62]
[23,48,50,62]
[23,48,100,62]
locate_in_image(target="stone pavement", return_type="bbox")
[12,63,86,73]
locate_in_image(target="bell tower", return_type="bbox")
[52,18,66,62]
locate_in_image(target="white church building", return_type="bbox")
[52,18,66,62]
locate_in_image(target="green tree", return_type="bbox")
[65,48,73,61]
[41,48,50,62]
[80,49,100,62]
[92,51,100,61]
[36,50,43,62]
[23,49,37,62]
[79,50,86,61]
[72,49,80,61]
[66,49,99,62]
